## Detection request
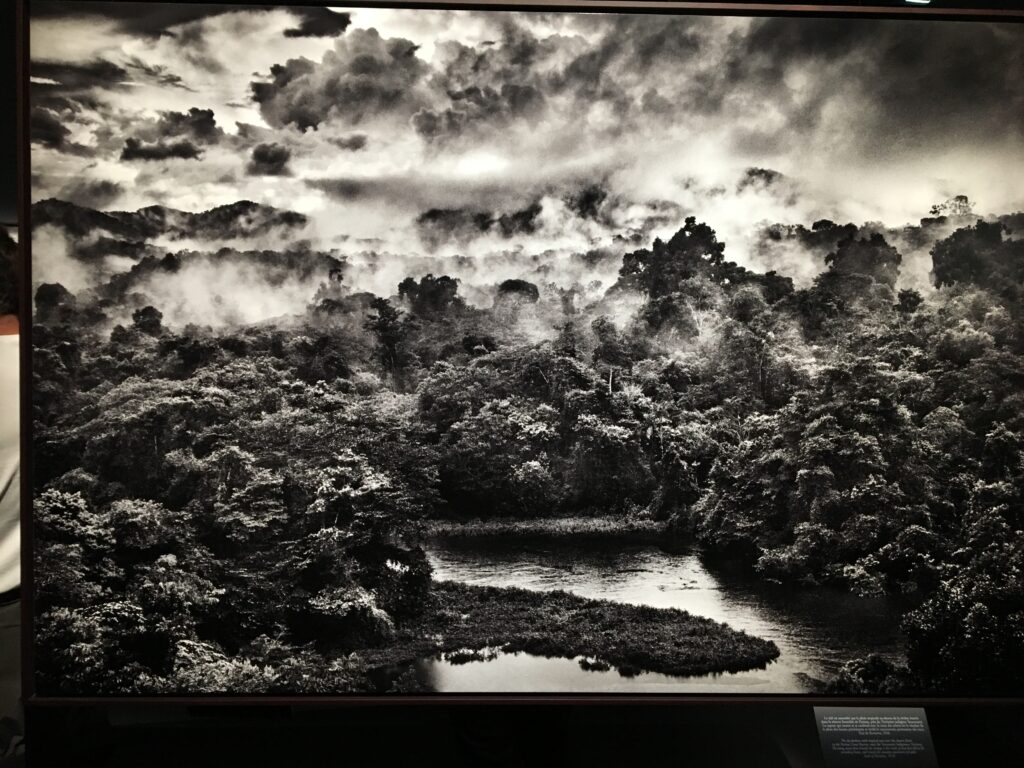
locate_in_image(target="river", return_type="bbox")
[408,535,908,694]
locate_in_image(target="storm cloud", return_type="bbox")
[726,17,1024,155]
[31,59,127,91]
[154,108,223,143]
[59,178,125,209]
[33,2,353,39]
[738,168,784,193]
[30,108,75,150]
[102,108,225,177]
[28,6,1024,285]
[123,56,192,90]
[121,137,203,161]
[246,142,292,176]
[283,7,351,38]
[328,134,368,152]
[251,28,429,131]
[412,83,546,143]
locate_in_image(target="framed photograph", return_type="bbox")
[21,0,1024,701]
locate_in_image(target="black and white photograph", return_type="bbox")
[27,1,1024,697]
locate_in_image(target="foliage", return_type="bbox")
[30,210,1024,695]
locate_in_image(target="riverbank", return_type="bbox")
[424,515,669,538]
[361,580,780,690]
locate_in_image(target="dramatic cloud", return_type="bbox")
[251,28,430,131]
[30,108,74,150]
[246,142,292,176]
[328,134,368,151]
[32,2,260,36]
[307,171,549,212]
[29,59,125,128]
[121,137,203,161]
[564,184,610,222]
[738,168,784,193]
[28,6,1024,291]
[153,107,223,143]
[721,17,1024,165]
[30,59,127,91]
[58,178,124,209]
[284,8,351,38]
[33,2,352,39]
[123,55,192,90]
[412,83,546,144]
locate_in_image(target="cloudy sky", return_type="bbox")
[29,2,1024,275]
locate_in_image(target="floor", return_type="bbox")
[0,596,21,765]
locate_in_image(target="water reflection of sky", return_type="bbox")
[423,537,908,693]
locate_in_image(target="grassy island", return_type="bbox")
[361,580,780,687]
[424,516,669,539]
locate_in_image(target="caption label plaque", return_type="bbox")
[814,707,938,768]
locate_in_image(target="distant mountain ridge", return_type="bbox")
[32,199,309,242]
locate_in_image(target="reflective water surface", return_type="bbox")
[415,535,909,693]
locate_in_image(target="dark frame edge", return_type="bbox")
[17,0,1024,708]
[17,0,36,707]
[324,0,1024,19]
[21,694,1024,707]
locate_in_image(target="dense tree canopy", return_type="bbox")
[31,209,1024,695]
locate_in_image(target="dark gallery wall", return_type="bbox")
[1,1,14,226]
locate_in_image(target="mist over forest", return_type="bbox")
[27,5,1024,696]
[29,186,1024,695]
